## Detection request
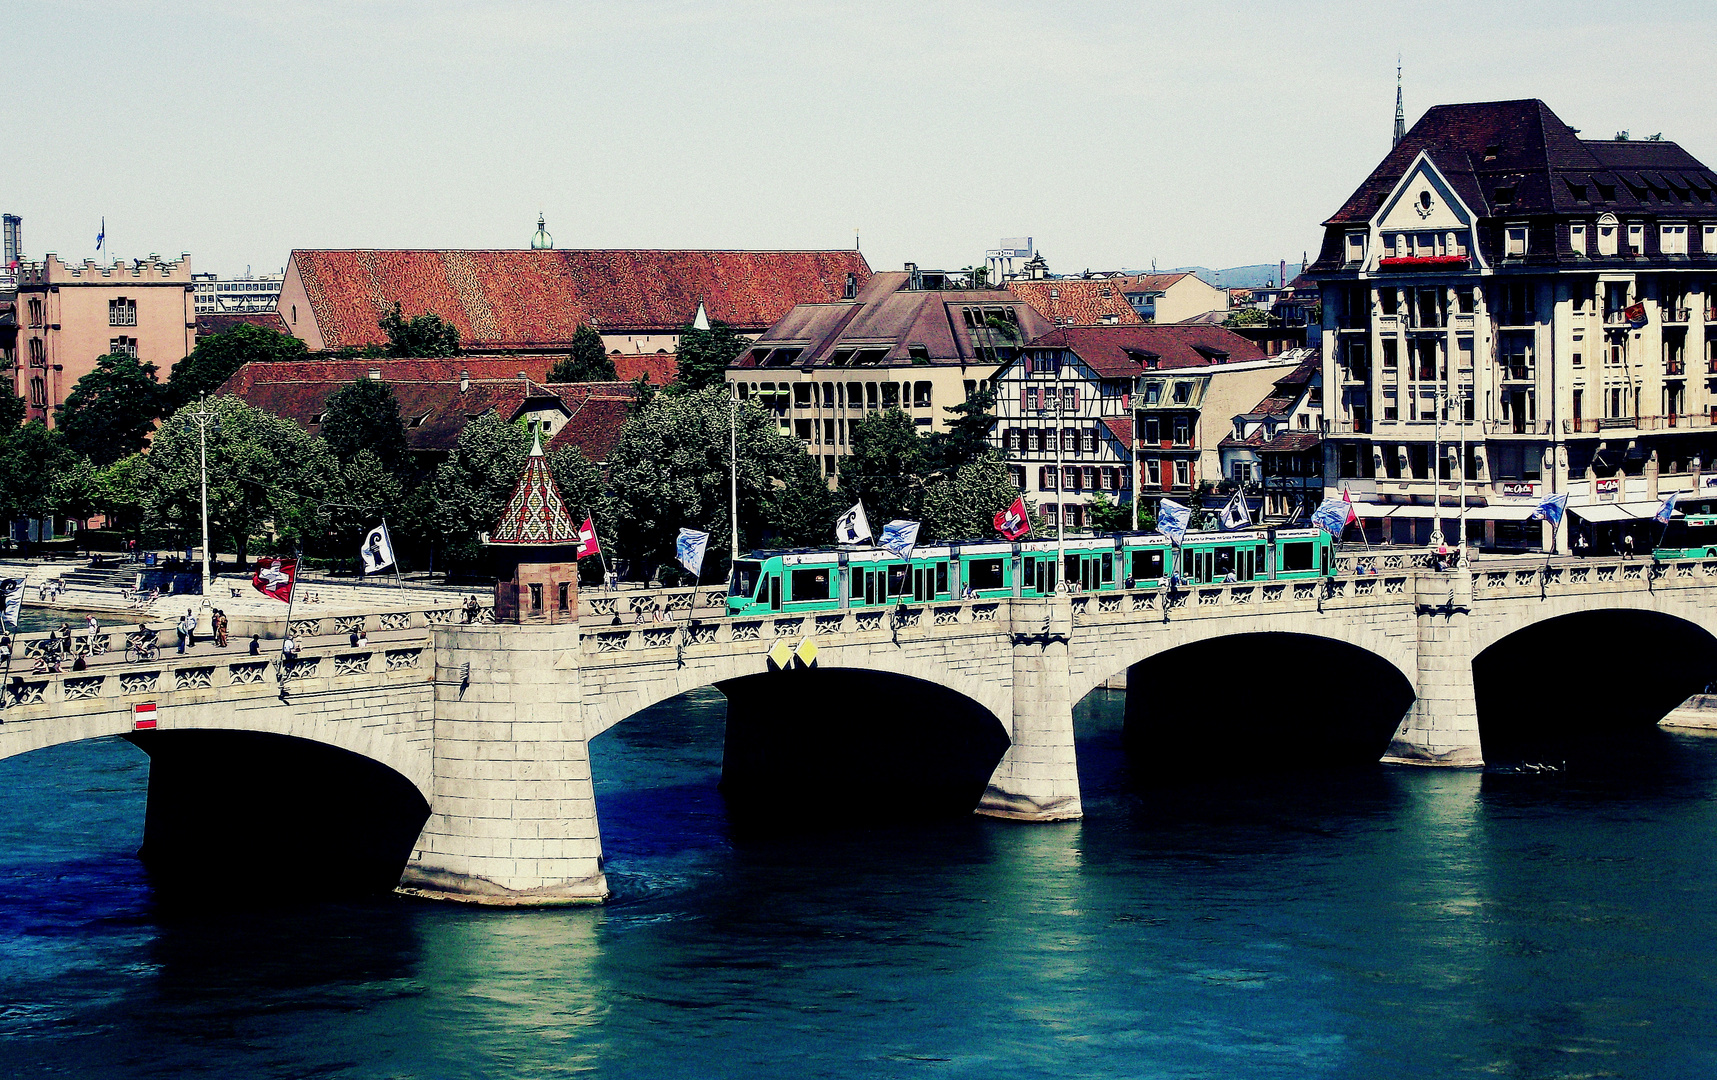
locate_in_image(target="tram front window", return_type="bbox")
[731,561,762,597]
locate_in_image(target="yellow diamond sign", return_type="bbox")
[794,638,819,669]
[768,639,794,671]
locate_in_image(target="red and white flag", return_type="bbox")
[251,557,297,603]
[994,496,1031,540]
[576,517,602,559]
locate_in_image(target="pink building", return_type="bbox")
[15,253,195,424]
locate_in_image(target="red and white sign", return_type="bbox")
[251,557,297,603]
[133,702,157,730]
[1596,477,1621,495]
[1497,481,1539,498]
[576,517,602,559]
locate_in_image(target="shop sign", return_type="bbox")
[1497,481,1538,498]
[1596,477,1621,494]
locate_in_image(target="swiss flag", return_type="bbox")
[576,517,602,559]
[251,557,297,603]
[994,496,1031,540]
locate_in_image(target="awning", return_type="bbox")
[1462,504,1541,522]
[1349,502,1397,518]
[1570,502,1651,523]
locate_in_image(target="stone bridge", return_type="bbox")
[3,555,1716,905]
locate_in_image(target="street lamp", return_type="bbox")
[179,395,220,598]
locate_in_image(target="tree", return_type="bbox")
[52,457,101,530]
[548,326,617,382]
[165,323,308,409]
[839,408,927,525]
[919,454,1037,543]
[548,446,613,578]
[55,352,163,466]
[0,422,71,527]
[426,411,531,570]
[143,396,340,562]
[380,302,460,357]
[1223,307,1277,328]
[94,453,150,539]
[605,387,800,580]
[1084,491,1132,533]
[672,319,749,393]
[320,378,410,471]
[324,449,405,567]
[926,388,999,474]
[767,452,840,548]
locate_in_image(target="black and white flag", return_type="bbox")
[359,523,396,575]
[835,502,872,545]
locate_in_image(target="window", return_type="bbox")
[558,582,570,611]
[1379,287,1398,315]
[1063,466,1078,491]
[1598,214,1619,255]
[1627,222,1644,254]
[1570,223,1587,255]
[1505,226,1527,257]
[1382,387,1398,421]
[1346,232,1366,264]
[1081,428,1096,453]
[1005,428,1021,451]
[109,336,137,356]
[27,338,43,366]
[1572,389,1583,423]
[1030,355,1058,374]
[1174,460,1190,487]
[1705,225,1717,254]
[1143,417,1160,444]
[790,568,832,602]
[1062,386,1078,410]
[26,298,41,326]
[528,583,543,611]
[27,377,44,406]
[108,297,136,326]
[1662,223,1688,255]
[1082,466,1097,490]
[913,382,932,408]
[1381,338,1398,372]
[1173,418,1190,446]
[1062,427,1076,453]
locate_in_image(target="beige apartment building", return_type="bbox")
[15,254,196,424]
[1312,99,1717,553]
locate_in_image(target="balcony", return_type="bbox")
[1665,360,1686,376]
[1376,255,1471,271]
[1564,413,1716,434]
[1483,419,1553,436]
[1500,365,1535,383]
[1663,308,1692,325]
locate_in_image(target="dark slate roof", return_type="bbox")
[196,312,290,337]
[1023,325,1267,376]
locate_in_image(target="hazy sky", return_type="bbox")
[13,1,1717,279]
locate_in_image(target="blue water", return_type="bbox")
[3,688,1717,1078]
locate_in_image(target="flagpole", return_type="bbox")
[277,552,300,683]
[382,517,404,591]
[729,394,740,583]
[585,506,611,587]
[1054,354,1065,590]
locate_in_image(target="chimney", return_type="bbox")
[368,368,382,381]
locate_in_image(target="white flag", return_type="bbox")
[1218,490,1250,531]
[359,522,396,574]
[676,528,710,577]
[0,578,22,627]
[835,502,872,545]
[879,520,920,560]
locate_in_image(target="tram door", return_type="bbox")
[1186,548,1214,583]
[1021,557,1058,595]
[852,567,883,605]
[767,574,782,611]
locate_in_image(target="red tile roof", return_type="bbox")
[1101,415,1134,450]
[490,440,580,545]
[1005,280,1143,326]
[1026,325,1267,376]
[289,249,873,349]
[547,392,632,464]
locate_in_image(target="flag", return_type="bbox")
[994,496,1030,540]
[0,577,23,627]
[1530,492,1568,525]
[835,502,872,545]
[95,218,105,252]
[1156,499,1191,543]
[879,519,920,560]
[252,557,296,602]
[1624,301,1648,330]
[576,517,601,559]
[359,523,396,574]
[1218,490,1250,531]
[1313,496,1356,536]
[1655,491,1679,524]
[676,528,709,577]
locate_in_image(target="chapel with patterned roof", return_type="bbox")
[487,434,582,624]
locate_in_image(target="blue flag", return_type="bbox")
[1530,492,1567,525]
[1313,496,1355,536]
[1655,492,1679,524]
[1156,499,1191,543]
[879,519,920,560]
[676,528,709,577]
[95,218,104,252]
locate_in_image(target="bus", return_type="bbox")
[725,527,1335,617]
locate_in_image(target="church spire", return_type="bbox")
[1393,56,1406,147]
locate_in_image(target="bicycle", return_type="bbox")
[124,636,160,664]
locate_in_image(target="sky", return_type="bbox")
[12,1,1717,279]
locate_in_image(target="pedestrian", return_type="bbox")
[0,637,11,665]
[282,634,299,661]
[248,634,261,656]
[463,595,481,623]
[71,653,86,672]
[1575,533,1590,557]
[175,612,189,654]
[1623,533,1636,560]
[215,610,229,649]
[57,623,72,652]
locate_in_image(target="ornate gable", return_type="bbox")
[489,436,579,546]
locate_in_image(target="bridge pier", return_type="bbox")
[1383,570,1484,767]
[977,596,1083,822]
[398,622,609,905]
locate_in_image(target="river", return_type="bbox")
[3,684,1717,1078]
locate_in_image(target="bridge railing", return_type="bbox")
[1468,554,1717,599]
[579,595,1008,656]
[578,587,727,621]
[0,633,435,714]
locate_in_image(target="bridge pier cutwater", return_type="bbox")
[978,596,1083,821]
[1384,570,1485,767]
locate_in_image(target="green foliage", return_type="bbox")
[1084,491,1132,533]
[0,422,72,524]
[52,458,101,524]
[767,452,839,548]
[548,446,612,571]
[925,388,998,474]
[94,454,149,536]
[427,411,531,570]
[143,396,340,560]
[380,302,460,357]
[320,378,410,471]
[1223,306,1277,327]
[165,323,308,409]
[919,454,1032,543]
[548,326,618,382]
[672,319,749,393]
[323,449,405,566]
[605,387,799,579]
[55,352,163,466]
[838,408,927,524]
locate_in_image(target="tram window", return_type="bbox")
[1023,557,1035,588]
[790,568,831,601]
[1131,550,1164,580]
[968,558,1005,590]
[936,562,948,594]
[887,565,910,596]
[1101,553,1113,583]
[851,566,865,600]
[1282,542,1315,572]
[732,561,761,597]
[1214,547,1234,577]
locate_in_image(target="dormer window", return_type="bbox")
[1570,223,1588,256]
[1661,223,1688,255]
[1345,232,1366,264]
[1565,181,1588,203]
[1505,226,1528,257]
[1627,222,1644,254]
[1483,144,1500,161]
[1494,187,1515,205]
[1597,213,1619,255]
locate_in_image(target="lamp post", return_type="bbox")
[180,395,220,598]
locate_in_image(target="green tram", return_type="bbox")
[1653,495,1717,559]
[726,527,1335,617]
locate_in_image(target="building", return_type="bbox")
[1217,349,1324,521]
[990,325,1288,528]
[15,253,197,424]
[218,357,638,467]
[1004,279,1144,328]
[276,241,872,363]
[726,270,1052,478]
[1119,272,1231,324]
[1309,98,1717,551]
[192,272,284,315]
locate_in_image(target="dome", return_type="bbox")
[530,214,553,250]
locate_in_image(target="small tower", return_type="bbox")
[487,434,580,623]
[530,214,554,250]
[1393,58,1406,147]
